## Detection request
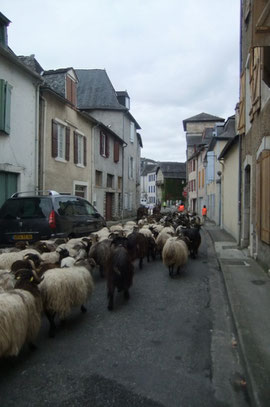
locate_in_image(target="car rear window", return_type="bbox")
[0,198,52,219]
[54,197,97,216]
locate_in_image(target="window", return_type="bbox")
[74,184,87,198]
[52,120,70,161]
[130,122,135,142]
[95,170,102,187]
[114,140,120,162]
[100,131,109,157]
[118,176,122,190]
[202,169,205,188]
[0,79,12,134]
[107,174,114,188]
[74,132,86,166]
[128,156,134,179]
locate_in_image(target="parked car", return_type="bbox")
[0,190,106,245]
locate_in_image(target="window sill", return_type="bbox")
[55,157,67,163]
[76,163,85,168]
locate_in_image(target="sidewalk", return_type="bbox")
[204,221,270,407]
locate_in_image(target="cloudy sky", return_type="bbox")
[1,0,240,162]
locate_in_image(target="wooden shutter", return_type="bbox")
[238,71,246,134]
[256,158,261,237]
[260,151,270,243]
[249,47,261,122]
[74,131,78,164]
[114,140,119,162]
[252,0,270,47]
[66,76,72,103]
[65,127,70,161]
[83,137,87,166]
[105,134,109,157]
[52,120,58,157]
[100,132,103,156]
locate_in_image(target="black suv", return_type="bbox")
[0,191,106,245]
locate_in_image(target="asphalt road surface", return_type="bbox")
[0,229,250,407]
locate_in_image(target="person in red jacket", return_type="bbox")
[178,203,185,212]
[202,205,207,223]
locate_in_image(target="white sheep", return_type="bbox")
[38,258,95,337]
[0,270,15,291]
[162,237,188,277]
[0,269,43,357]
[155,231,172,259]
[0,249,41,270]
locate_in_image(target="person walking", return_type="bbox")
[202,205,207,224]
[178,203,185,213]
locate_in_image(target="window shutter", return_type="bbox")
[260,151,270,243]
[65,127,70,161]
[83,136,87,166]
[4,83,11,134]
[66,76,72,102]
[0,80,6,132]
[238,71,246,134]
[105,134,109,157]
[249,47,261,122]
[114,140,119,162]
[100,132,103,155]
[52,120,58,157]
[74,131,78,164]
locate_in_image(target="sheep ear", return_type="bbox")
[16,276,21,280]
[30,276,34,282]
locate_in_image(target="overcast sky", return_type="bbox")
[1,0,240,163]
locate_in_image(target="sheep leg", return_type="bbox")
[107,288,115,311]
[124,289,130,300]
[139,257,143,269]
[45,310,57,338]
[28,342,37,351]
[81,305,87,313]
[169,265,174,278]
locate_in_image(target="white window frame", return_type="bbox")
[73,180,88,199]
[57,123,66,160]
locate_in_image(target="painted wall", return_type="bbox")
[0,56,40,194]
[40,91,94,200]
[222,142,239,241]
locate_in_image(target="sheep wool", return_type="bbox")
[0,290,41,357]
[162,237,188,276]
[39,266,94,319]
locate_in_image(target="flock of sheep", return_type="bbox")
[0,210,201,359]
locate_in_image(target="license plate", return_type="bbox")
[13,234,33,240]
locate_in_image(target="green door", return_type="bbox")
[0,172,17,208]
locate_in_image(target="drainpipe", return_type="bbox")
[40,95,47,191]
[34,84,40,192]
[238,133,242,246]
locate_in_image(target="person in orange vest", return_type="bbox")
[178,203,185,213]
[202,205,207,223]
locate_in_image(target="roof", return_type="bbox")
[208,116,236,151]
[141,163,158,176]
[156,162,186,179]
[76,69,126,111]
[0,12,10,26]
[183,112,225,131]
[218,135,239,160]
[18,55,44,74]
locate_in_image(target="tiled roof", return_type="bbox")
[76,69,126,111]
[157,162,186,179]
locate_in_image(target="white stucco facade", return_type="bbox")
[0,49,42,202]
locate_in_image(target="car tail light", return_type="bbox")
[49,210,56,229]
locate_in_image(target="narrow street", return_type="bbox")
[0,229,250,407]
